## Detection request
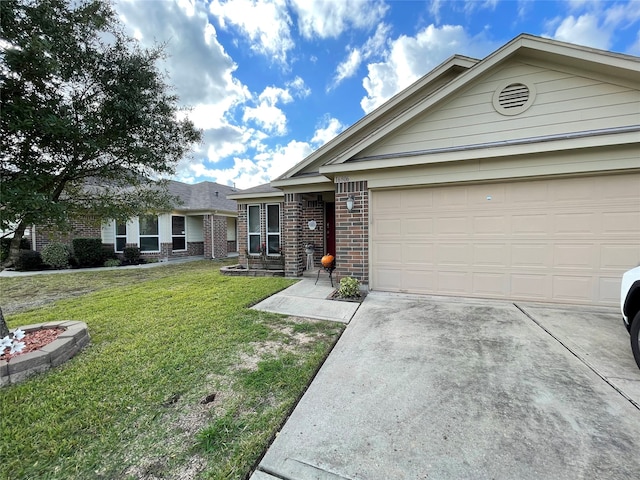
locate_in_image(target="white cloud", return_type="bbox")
[243,103,288,135]
[360,25,498,113]
[550,14,612,50]
[290,0,388,39]
[330,23,391,89]
[311,117,346,146]
[209,0,293,64]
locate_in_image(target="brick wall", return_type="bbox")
[34,217,102,252]
[283,194,303,276]
[237,205,248,265]
[335,180,369,284]
[203,214,229,259]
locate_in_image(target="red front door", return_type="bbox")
[325,202,336,256]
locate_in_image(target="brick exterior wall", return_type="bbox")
[335,180,369,284]
[203,214,229,259]
[34,217,102,252]
[283,194,303,276]
[237,205,248,265]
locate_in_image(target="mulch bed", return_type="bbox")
[1,328,63,361]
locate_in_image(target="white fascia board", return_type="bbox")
[319,130,640,175]
[270,175,334,188]
[227,191,284,202]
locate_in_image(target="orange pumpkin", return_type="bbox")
[321,254,335,268]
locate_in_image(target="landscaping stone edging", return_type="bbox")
[220,264,285,277]
[0,321,90,387]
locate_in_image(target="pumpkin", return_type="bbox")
[321,254,335,268]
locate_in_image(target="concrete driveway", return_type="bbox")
[251,292,640,480]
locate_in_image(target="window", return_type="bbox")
[172,215,186,251]
[139,215,159,252]
[266,204,280,254]
[115,221,127,252]
[247,205,261,254]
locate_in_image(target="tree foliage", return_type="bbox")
[0,0,201,256]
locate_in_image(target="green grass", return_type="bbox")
[0,261,344,479]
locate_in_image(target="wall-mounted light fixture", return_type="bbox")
[346,194,355,212]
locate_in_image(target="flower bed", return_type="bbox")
[1,321,90,386]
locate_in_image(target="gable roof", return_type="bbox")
[272,33,640,187]
[227,183,283,201]
[168,180,237,214]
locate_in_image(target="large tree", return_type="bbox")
[0,0,202,263]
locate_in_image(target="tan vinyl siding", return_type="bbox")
[358,61,640,159]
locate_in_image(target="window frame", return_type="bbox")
[114,221,127,253]
[138,214,160,252]
[266,203,281,256]
[171,215,187,252]
[247,204,261,255]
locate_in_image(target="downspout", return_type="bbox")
[31,224,36,251]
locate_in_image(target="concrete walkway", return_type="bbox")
[251,292,640,480]
[251,269,361,323]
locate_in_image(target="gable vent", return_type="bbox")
[498,83,529,109]
[492,80,536,116]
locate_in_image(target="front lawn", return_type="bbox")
[0,261,344,479]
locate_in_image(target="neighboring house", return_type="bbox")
[32,180,239,261]
[230,34,640,307]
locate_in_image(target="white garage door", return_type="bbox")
[370,173,640,305]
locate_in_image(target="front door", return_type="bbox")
[325,202,336,256]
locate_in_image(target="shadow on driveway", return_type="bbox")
[252,293,640,480]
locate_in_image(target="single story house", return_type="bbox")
[230,34,640,306]
[31,180,239,261]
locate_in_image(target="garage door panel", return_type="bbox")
[553,244,596,269]
[437,244,471,265]
[406,217,433,235]
[473,244,509,267]
[436,216,468,235]
[512,214,549,235]
[511,244,551,268]
[371,173,640,305]
[473,216,508,235]
[437,271,472,294]
[553,213,596,235]
[472,273,507,297]
[599,244,640,269]
[552,275,593,302]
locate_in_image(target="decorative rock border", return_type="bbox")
[0,321,90,386]
[220,264,284,277]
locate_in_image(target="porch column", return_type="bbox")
[335,180,369,284]
[283,193,303,277]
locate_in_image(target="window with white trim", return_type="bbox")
[266,204,280,254]
[115,221,127,252]
[139,215,159,252]
[171,215,186,251]
[247,205,261,254]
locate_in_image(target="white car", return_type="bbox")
[620,266,640,369]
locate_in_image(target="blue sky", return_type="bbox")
[115,0,640,189]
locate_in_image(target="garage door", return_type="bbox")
[370,173,640,305]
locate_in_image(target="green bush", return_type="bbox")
[123,246,141,265]
[41,242,71,269]
[72,238,104,267]
[0,237,30,262]
[14,250,43,271]
[104,258,121,267]
[337,276,360,298]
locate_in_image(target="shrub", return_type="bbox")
[14,250,43,271]
[104,258,121,267]
[0,237,30,262]
[72,238,104,267]
[337,276,360,298]
[123,246,141,265]
[41,242,71,269]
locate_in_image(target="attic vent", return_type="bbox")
[492,80,536,116]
